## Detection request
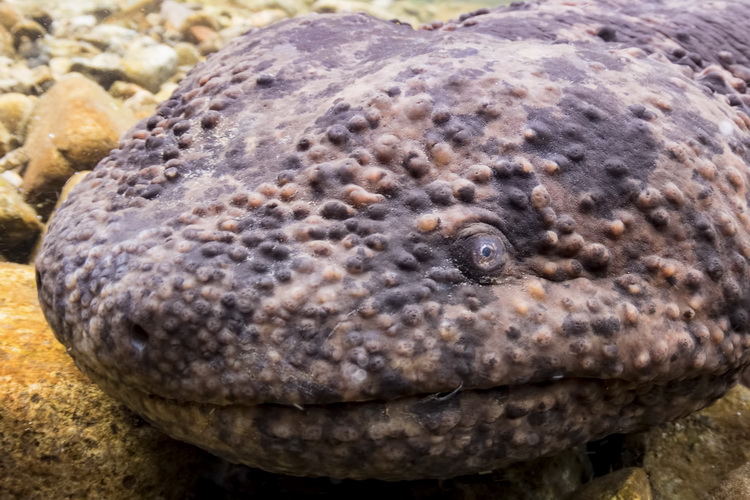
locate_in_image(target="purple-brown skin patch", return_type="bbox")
[36,0,750,480]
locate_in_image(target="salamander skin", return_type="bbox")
[36,0,750,480]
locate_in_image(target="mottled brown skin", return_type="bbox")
[36,0,750,480]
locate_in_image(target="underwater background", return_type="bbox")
[3,1,750,499]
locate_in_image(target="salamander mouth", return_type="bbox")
[82,357,735,480]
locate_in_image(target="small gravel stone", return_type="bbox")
[122,86,160,119]
[0,92,37,141]
[0,148,27,174]
[185,24,218,45]
[69,52,124,89]
[121,42,177,92]
[0,121,12,157]
[78,24,138,52]
[160,0,194,32]
[0,2,22,30]
[0,58,52,94]
[173,41,201,67]
[10,19,46,51]
[0,24,13,57]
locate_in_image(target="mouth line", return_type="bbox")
[92,361,618,410]
[71,336,720,412]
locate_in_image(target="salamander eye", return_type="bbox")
[472,235,505,270]
[452,224,509,284]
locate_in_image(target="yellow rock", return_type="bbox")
[643,383,750,500]
[709,462,750,500]
[570,467,652,500]
[0,263,215,498]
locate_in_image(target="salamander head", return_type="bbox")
[36,8,750,480]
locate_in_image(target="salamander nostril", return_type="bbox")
[130,324,149,353]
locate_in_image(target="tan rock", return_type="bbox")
[0,92,38,157]
[643,384,750,500]
[121,42,177,93]
[3,0,94,19]
[1,168,21,187]
[0,2,22,31]
[256,0,313,17]
[198,35,224,56]
[248,8,289,28]
[709,462,750,500]
[0,121,12,157]
[122,87,160,119]
[0,23,13,57]
[0,59,53,95]
[0,147,27,174]
[183,10,221,32]
[0,175,42,262]
[154,81,179,102]
[185,24,218,45]
[55,169,90,208]
[69,52,125,89]
[10,19,45,51]
[407,1,499,24]
[20,73,135,218]
[0,262,216,499]
[570,467,652,500]
[174,41,202,67]
[160,0,193,32]
[312,0,408,23]
[109,79,146,99]
[0,92,37,142]
[29,63,53,90]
